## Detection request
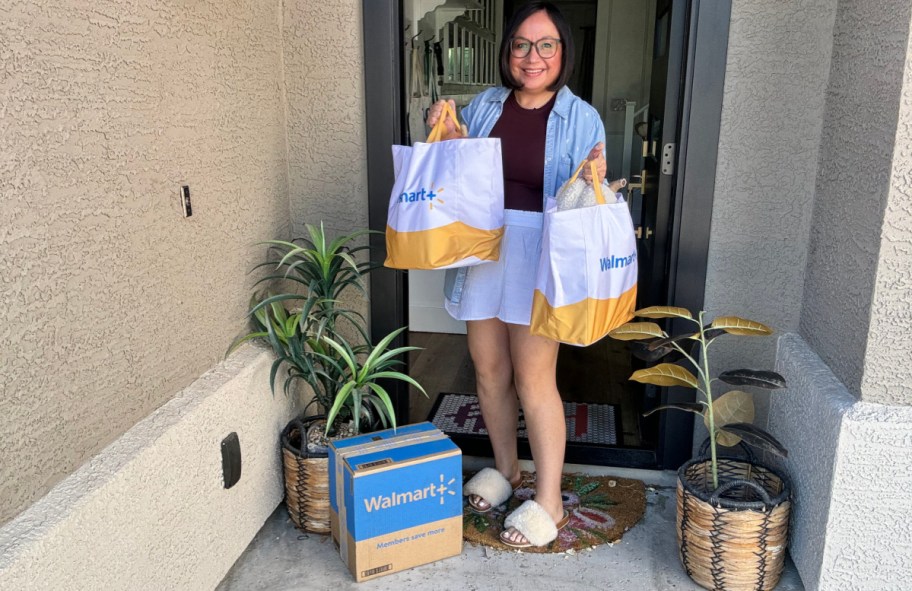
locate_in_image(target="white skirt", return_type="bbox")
[444,209,543,325]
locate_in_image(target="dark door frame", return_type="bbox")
[361,0,732,470]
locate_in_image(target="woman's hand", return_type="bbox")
[581,142,607,184]
[426,99,465,140]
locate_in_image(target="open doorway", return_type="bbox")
[397,0,687,468]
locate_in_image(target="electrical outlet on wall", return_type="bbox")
[221,432,241,489]
[180,185,192,217]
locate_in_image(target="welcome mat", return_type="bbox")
[428,393,620,445]
[463,471,646,553]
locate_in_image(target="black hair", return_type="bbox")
[499,2,575,92]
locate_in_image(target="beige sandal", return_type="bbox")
[500,500,570,548]
[464,468,523,514]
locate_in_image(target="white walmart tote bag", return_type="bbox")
[531,161,638,346]
[384,102,504,270]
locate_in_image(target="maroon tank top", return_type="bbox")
[489,92,556,212]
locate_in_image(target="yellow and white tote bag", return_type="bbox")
[384,102,504,270]
[531,161,638,346]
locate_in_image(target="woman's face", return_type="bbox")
[509,10,562,95]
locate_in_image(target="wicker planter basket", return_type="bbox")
[677,455,791,591]
[281,416,330,534]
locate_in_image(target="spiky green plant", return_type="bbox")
[228,223,424,435]
[249,222,378,347]
[609,307,787,489]
[319,326,425,435]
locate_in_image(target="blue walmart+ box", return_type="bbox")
[328,422,462,582]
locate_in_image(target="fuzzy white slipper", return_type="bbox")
[501,500,570,548]
[464,468,514,512]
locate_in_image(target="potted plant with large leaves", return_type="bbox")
[610,307,790,591]
[228,223,425,533]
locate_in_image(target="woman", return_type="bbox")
[427,1,607,548]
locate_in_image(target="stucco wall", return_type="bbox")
[772,334,912,590]
[770,334,855,590]
[710,2,912,585]
[859,17,912,406]
[0,1,291,524]
[800,0,912,402]
[284,1,369,240]
[820,401,912,589]
[701,0,838,432]
[283,0,371,330]
[706,0,836,339]
[0,346,300,590]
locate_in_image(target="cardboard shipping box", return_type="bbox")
[329,422,463,582]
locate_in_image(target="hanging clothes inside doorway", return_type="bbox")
[407,36,436,145]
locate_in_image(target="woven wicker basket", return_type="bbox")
[677,456,791,591]
[281,417,330,534]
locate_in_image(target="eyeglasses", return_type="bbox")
[510,37,561,59]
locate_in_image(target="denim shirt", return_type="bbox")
[443,85,607,304]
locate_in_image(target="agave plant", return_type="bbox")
[228,223,424,436]
[227,290,351,416]
[609,306,787,489]
[251,222,378,348]
[319,326,426,435]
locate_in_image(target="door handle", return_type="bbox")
[635,226,654,240]
[627,170,648,194]
[640,140,657,158]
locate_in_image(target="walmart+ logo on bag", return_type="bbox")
[397,185,445,210]
[600,251,637,272]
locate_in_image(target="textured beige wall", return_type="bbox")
[0,1,291,524]
[800,0,912,403]
[285,0,369,240]
[0,346,300,590]
[283,0,371,335]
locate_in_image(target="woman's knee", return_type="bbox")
[513,360,560,398]
[467,319,513,390]
[512,360,559,403]
[513,373,559,402]
[473,356,513,393]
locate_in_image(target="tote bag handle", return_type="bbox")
[426,101,463,143]
[568,159,606,205]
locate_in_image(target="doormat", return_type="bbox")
[463,471,646,553]
[428,393,620,445]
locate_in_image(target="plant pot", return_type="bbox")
[281,415,331,534]
[676,456,791,591]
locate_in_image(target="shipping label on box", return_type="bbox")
[329,423,462,582]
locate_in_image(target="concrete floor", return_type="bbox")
[217,458,804,591]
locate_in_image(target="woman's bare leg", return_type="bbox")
[466,319,522,503]
[501,324,565,544]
